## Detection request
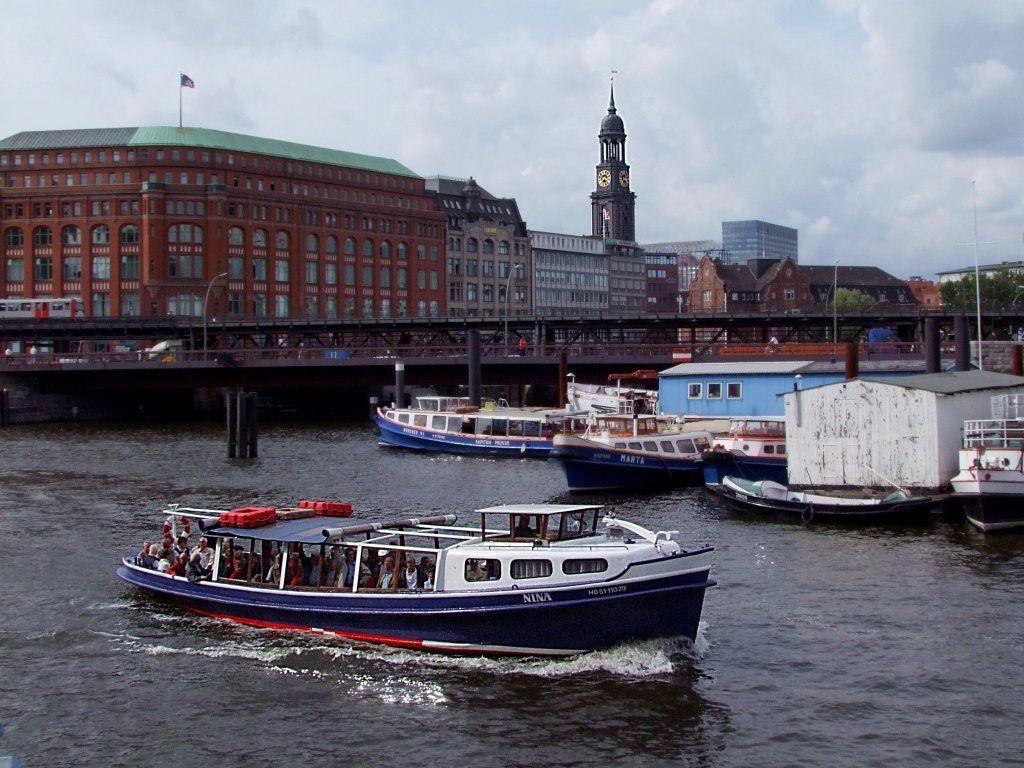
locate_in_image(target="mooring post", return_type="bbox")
[395,361,405,408]
[226,390,237,458]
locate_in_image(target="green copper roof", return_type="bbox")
[0,126,420,178]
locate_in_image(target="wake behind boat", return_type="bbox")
[708,476,937,524]
[116,501,715,657]
[375,395,589,458]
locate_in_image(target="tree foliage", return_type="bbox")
[940,269,1024,310]
[834,287,878,311]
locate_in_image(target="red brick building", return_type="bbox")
[0,127,445,320]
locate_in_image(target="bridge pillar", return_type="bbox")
[468,330,481,406]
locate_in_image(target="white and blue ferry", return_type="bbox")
[700,417,789,486]
[549,414,715,492]
[117,502,715,657]
[375,396,590,458]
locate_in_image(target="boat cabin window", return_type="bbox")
[465,558,500,582]
[511,559,553,580]
[764,445,774,454]
[514,515,539,537]
[430,414,446,429]
[643,441,658,451]
[613,442,627,449]
[776,444,786,455]
[397,412,410,424]
[628,441,643,450]
[694,436,711,451]
[413,414,427,427]
[563,558,608,575]
[660,440,676,453]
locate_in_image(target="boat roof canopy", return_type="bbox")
[476,503,602,517]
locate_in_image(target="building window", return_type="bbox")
[305,233,319,252]
[783,288,795,301]
[63,256,81,280]
[91,225,110,245]
[275,231,290,249]
[707,382,722,400]
[325,263,337,285]
[466,238,478,253]
[92,256,111,280]
[325,235,338,254]
[92,292,110,317]
[305,260,318,284]
[362,238,373,257]
[727,382,742,399]
[119,224,140,244]
[687,383,703,399]
[274,294,289,317]
[33,226,52,246]
[344,237,356,256]
[6,258,24,281]
[274,259,289,282]
[34,256,53,281]
[362,265,373,288]
[121,254,140,279]
[253,293,267,317]
[253,228,268,247]
[4,228,24,247]
[228,227,244,247]
[252,258,267,281]
[62,226,81,246]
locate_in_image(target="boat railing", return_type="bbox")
[963,418,1024,449]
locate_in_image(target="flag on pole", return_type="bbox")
[180,73,195,88]
[603,208,611,221]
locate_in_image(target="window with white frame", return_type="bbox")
[687,383,702,399]
[727,382,742,399]
[707,383,722,399]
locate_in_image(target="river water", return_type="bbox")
[0,421,1022,767]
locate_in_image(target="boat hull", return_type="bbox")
[549,438,703,491]
[951,467,1024,532]
[707,482,936,524]
[375,410,553,458]
[700,449,788,486]
[117,554,714,656]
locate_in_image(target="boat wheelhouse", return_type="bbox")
[950,394,1024,532]
[375,396,589,458]
[117,502,715,656]
[700,416,788,486]
[549,413,714,492]
[566,370,660,416]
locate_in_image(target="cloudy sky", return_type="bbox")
[3,0,1023,279]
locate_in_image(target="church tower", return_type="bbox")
[590,79,636,242]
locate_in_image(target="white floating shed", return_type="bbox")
[783,370,1024,492]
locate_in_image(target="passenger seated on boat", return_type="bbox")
[377,556,396,589]
[399,556,423,589]
[422,563,435,590]
[166,551,188,577]
[191,537,215,573]
[228,552,247,580]
[185,553,207,582]
[173,533,190,561]
[155,548,173,573]
[515,516,536,538]
[466,560,486,581]
[287,554,304,587]
[266,553,283,585]
[136,541,156,569]
[341,548,370,588]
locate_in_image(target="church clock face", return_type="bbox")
[619,170,629,187]
[597,169,611,187]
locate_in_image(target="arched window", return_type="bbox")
[362,238,373,257]
[305,233,319,252]
[228,226,245,247]
[275,231,290,249]
[499,240,510,255]
[482,239,494,254]
[119,224,140,244]
[62,226,81,246]
[325,235,338,254]
[466,238,478,253]
[344,237,356,255]
[91,225,110,245]
[397,242,408,259]
[253,228,268,247]
[33,226,53,246]
[380,240,391,258]
[4,227,24,247]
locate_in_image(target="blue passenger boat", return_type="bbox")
[549,414,714,491]
[375,396,589,458]
[700,417,789,486]
[117,502,715,657]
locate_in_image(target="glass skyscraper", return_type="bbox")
[721,220,798,265]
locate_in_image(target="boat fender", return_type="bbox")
[801,505,814,524]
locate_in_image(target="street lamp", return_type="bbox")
[504,262,523,356]
[203,271,229,358]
